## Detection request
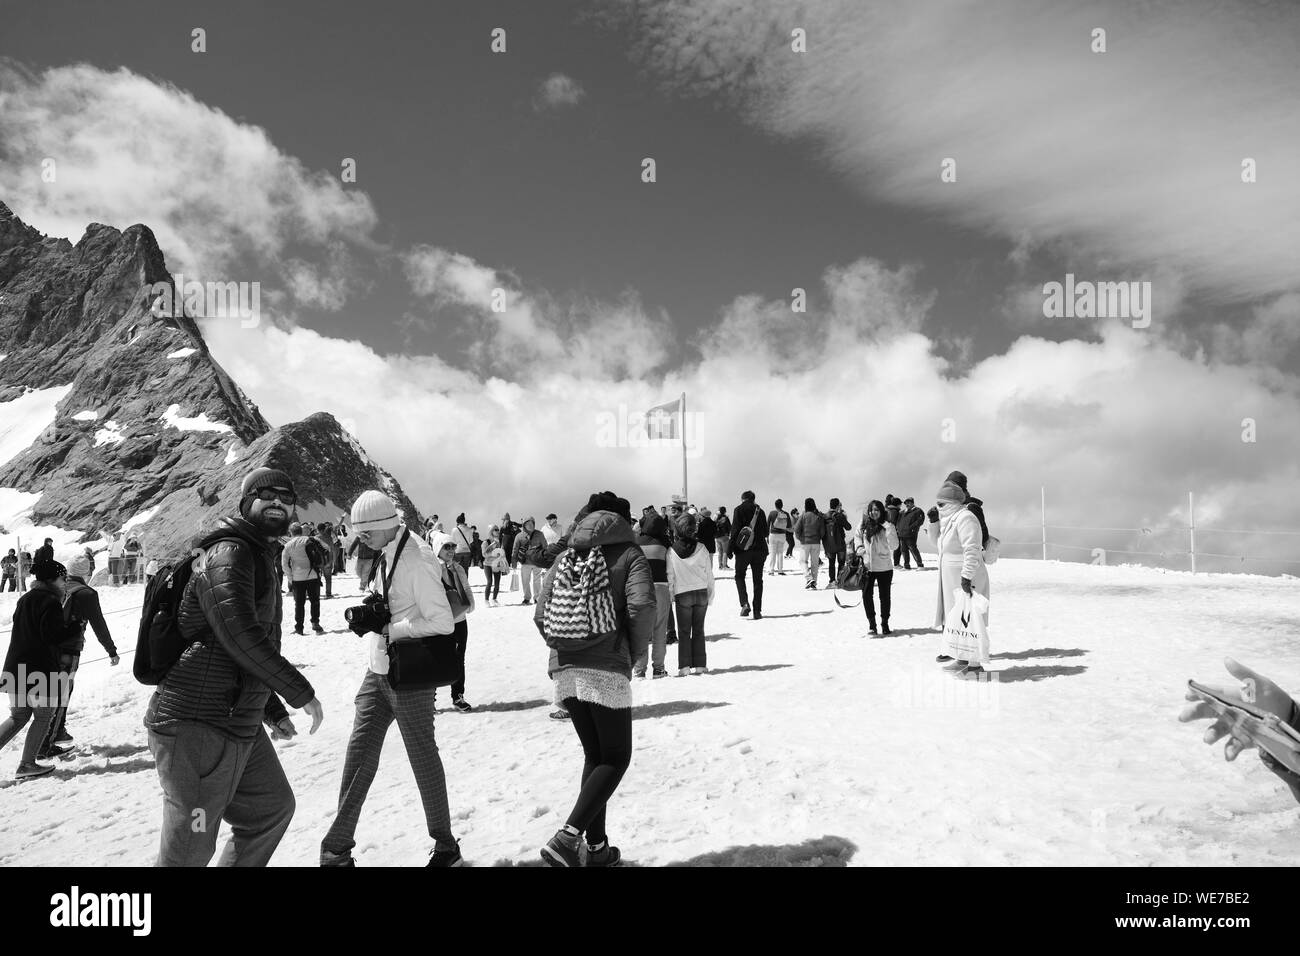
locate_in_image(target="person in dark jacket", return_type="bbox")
[713,506,732,570]
[895,496,927,569]
[696,508,717,558]
[823,498,851,587]
[729,491,770,619]
[633,507,673,678]
[535,492,653,866]
[34,538,54,565]
[884,496,902,567]
[145,467,324,867]
[0,559,72,778]
[38,553,119,757]
[513,518,548,605]
[1,550,17,592]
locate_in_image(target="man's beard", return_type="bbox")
[253,507,292,537]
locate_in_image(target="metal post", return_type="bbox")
[1041,487,1048,561]
[16,535,25,592]
[680,391,687,504]
[1189,491,1196,574]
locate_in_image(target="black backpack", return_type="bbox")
[134,550,204,685]
[305,536,330,574]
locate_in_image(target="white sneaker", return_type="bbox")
[677,668,690,677]
[691,667,707,675]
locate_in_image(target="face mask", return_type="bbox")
[937,500,960,516]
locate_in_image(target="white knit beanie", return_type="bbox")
[430,531,455,555]
[63,553,93,580]
[351,490,400,532]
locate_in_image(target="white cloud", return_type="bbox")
[610,0,1300,304]
[0,60,377,307]
[534,73,587,111]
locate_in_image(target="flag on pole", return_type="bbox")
[644,398,681,441]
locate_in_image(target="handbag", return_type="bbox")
[836,551,864,591]
[381,530,462,690]
[509,569,520,591]
[734,505,761,551]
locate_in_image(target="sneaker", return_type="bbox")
[541,829,583,867]
[54,730,72,744]
[549,709,571,720]
[453,696,473,713]
[954,664,987,680]
[521,598,533,606]
[15,761,54,780]
[691,667,707,675]
[428,840,464,867]
[585,840,622,867]
[753,611,763,620]
[37,744,72,759]
[633,672,646,680]
[293,626,304,635]
[936,654,954,663]
[740,605,751,617]
[320,848,356,867]
[677,668,690,677]
[943,658,970,671]
[312,624,325,634]
[652,669,668,679]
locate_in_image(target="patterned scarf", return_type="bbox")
[543,547,617,642]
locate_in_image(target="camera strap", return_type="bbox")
[380,528,410,604]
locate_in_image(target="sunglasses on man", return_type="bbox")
[253,487,297,506]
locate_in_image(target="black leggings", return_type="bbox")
[450,619,469,699]
[863,570,893,624]
[483,569,501,600]
[562,699,632,845]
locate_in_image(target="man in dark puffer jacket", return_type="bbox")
[144,467,324,867]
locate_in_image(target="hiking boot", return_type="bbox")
[881,622,892,635]
[549,709,571,720]
[312,624,325,634]
[15,761,54,780]
[293,626,304,635]
[740,605,751,617]
[320,848,356,867]
[585,841,622,867]
[541,829,583,867]
[452,696,473,713]
[427,840,464,867]
[936,654,954,663]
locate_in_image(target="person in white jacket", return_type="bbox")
[667,514,715,675]
[321,490,464,867]
[850,500,899,637]
[927,478,991,678]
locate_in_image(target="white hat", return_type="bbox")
[350,490,400,532]
[63,553,92,580]
[430,531,455,554]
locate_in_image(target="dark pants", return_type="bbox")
[450,619,469,700]
[320,569,334,599]
[455,554,471,574]
[41,652,79,750]
[356,558,375,591]
[734,550,764,614]
[899,535,923,569]
[674,591,708,669]
[785,532,794,557]
[1,573,14,592]
[0,704,57,765]
[826,548,845,583]
[291,579,321,629]
[483,569,501,600]
[322,671,456,856]
[864,570,893,625]
[148,722,295,866]
[892,546,901,567]
[563,699,632,846]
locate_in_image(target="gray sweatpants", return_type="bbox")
[148,722,295,867]
[633,582,671,676]
[321,670,456,856]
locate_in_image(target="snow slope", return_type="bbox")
[1,558,1297,867]
[0,384,74,468]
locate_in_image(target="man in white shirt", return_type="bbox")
[320,490,464,867]
[541,513,562,546]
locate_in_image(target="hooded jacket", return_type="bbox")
[668,538,715,602]
[3,584,69,694]
[145,517,315,740]
[793,509,826,546]
[823,508,851,553]
[635,512,672,584]
[696,514,717,554]
[534,510,654,678]
[58,577,117,657]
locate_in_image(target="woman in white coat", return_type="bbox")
[927,479,990,675]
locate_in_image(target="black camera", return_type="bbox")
[344,593,391,636]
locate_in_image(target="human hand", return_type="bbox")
[1179,657,1295,761]
[269,717,297,740]
[301,697,325,734]
[927,507,940,523]
[960,577,973,595]
[110,655,120,666]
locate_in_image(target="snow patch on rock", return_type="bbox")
[94,421,125,447]
[120,505,160,534]
[160,403,233,434]
[72,410,99,422]
[166,347,198,359]
[0,383,75,468]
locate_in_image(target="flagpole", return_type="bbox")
[680,391,687,504]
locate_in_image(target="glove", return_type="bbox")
[110,655,120,666]
[927,507,940,523]
[961,577,973,595]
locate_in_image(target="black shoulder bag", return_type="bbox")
[382,530,463,691]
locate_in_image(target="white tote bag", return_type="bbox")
[942,589,991,665]
[509,569,520,592]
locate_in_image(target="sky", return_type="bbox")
[1,0,1298,572]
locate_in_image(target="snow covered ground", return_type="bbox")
[1,557,1298,867]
